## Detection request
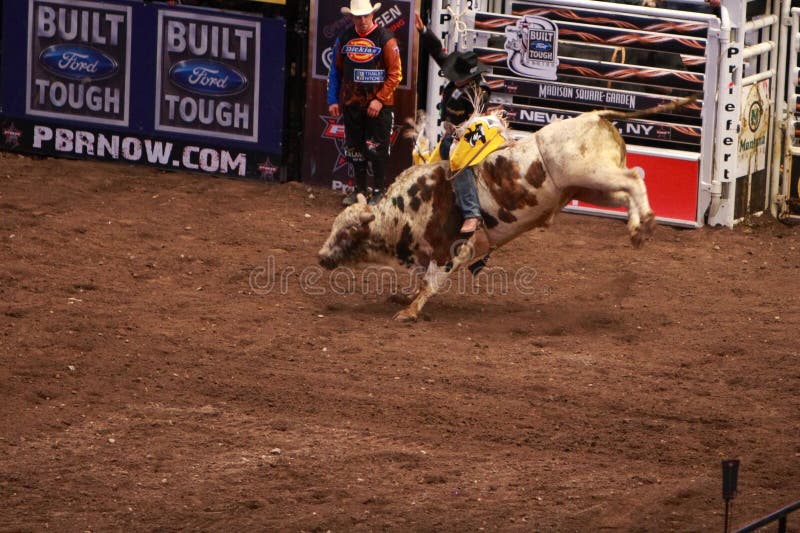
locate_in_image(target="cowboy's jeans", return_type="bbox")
[440,133,481,220]
[452,166,481,220]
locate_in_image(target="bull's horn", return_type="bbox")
[359,212,376,224]
[356,193,367,204]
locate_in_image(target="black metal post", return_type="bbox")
[722,459,740,533]
[725,500,731,533]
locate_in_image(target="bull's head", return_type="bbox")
[318,193,376,270]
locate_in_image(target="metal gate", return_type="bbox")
[774,2,800,222]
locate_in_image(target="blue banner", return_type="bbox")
[0,0,285,179]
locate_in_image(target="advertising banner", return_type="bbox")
[1,116,268,178]
[499,103,702,147]
[302,0,418,188]
[26,0,132,127]
[565,150,700,225]
[734,79,770,217]
[486,75,702,117]
[155,9,261,143]
[504,15,559,80]
[0,1,285,179]
[738,80,769,172]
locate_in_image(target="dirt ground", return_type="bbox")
[1,151,798,532]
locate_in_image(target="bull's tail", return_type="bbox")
[595,94,698,121]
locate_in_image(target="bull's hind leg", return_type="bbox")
[573,188,644,246]
[621,167,656,247]
[579,167,655,248]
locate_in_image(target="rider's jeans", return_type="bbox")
[440,134,481,220]
[453,166,481,220]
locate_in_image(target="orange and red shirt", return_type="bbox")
[327,23,403,107]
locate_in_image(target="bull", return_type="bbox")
[318,98,695,321]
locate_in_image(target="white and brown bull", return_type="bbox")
[318,98,693,321]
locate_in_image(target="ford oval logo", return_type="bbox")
[531,42,552,52]
[168,60,248,97]
[39,44,119,81]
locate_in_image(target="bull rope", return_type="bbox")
[446,4,469,49]
[609,47,627,89]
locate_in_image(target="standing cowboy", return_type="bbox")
[327,0,403,206]
[415,13,491,234]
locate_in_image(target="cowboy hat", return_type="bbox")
[341,0,381,16]
[442,51,490,83]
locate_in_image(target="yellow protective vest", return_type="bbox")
[449,115,507,172]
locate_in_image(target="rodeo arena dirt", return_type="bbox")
[4,0,800,530]
[1,151,799,531]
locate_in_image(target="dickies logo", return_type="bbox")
[39,44,119,81]
[342,38,381,63]
[169,59,248,97]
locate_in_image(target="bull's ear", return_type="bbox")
[359,212,376,225]
[356,193,367,204]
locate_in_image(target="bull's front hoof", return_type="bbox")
[393,308,418,322]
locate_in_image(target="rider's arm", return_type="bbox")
[419,26,448,67]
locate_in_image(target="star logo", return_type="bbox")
[258,158,279,180]
[320,115,349,173]
[3,123,21,147]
